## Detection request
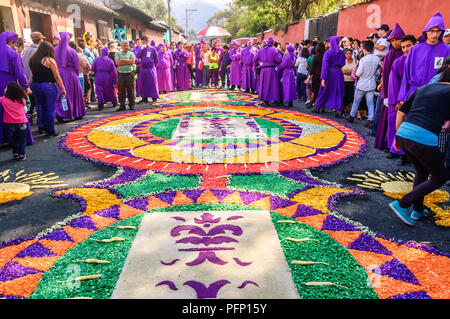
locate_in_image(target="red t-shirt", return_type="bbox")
[0,97,27,124]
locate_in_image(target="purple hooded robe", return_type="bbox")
[241,42,256,91]
[157,47,174,93]
[278,45,298,102]
[135,45,159,99]
[195,44,202,86]
[387,54,407,155]
[230,43,242,86]
[0,31,33,146]
[91,47,117,105]
[174,48,192,91]
[316,36,345,111]
[253,38,282,101]
[374,23,405,150]
[398,12,450,102]
[54,32,85,120]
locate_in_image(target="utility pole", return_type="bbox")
[185,8,197,42]
[167,0,172,43]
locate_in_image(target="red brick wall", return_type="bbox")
[256,21,306,45]
[337,0,450,40]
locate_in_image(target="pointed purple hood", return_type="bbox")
[55,32,73,67]
[328,36,341,53]
[0,31,18,72]
[388,23,405,41]
[421,12,446,42]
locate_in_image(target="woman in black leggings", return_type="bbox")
[389,68,450,226]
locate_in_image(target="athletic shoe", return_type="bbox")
[389,200,415,226]
[411,209,430,221]
[17,154,26,161]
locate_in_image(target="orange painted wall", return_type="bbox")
[255,21,306,45]
[337,0,450,40]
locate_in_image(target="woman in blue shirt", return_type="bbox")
[389,68,450,225]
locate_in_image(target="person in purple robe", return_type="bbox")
[54,32,85,121]
[398,12,450,102]
[174,42,192,91]
[135,39,159,102]
[314,36,345,114]
[91,47,118,111]
[241,39,256,94]
[0,31,33,146]
[194,43,203,87]
[157,44,174,94]
[229,41,242,90]
[253,37,282,105]
[278,44,298,107]
[386,35,417,161]
[374,23,406,152]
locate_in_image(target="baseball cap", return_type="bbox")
[444,29,450,37]
[30,31,45,43]
[376,24,390,32]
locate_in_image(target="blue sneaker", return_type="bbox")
[411,209,431,221]
[389,201,416,226]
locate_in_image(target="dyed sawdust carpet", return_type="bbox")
[0,89,449,300]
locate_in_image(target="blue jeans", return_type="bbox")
[350,88,375,121]
[220,67,230,88]
[296,73,307,101]
[7,123,27,155]
[202,66,210,87]
[32,83,58,133]
[371,94,383,136]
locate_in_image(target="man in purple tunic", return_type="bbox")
[91,47,118,111]
[0,31,33,146]
[387,35,417,161]
[229,41,242,90]
[194,43,203,87]
[253,37,282,106]
[398,12,450,102]
[241,39,256,94]
[157,44,174,93]
[314,36,345,114]
[54,32,86,121]
[174,42,192,91]
[135,38,160,103]
[278,44,298,107]
[374,23,405,151]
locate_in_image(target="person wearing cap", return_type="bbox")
[22,31,45,126]
[241,39,256,94]
[398,12,450,103]
[253,37,282,106]
[374,24,390,58]
[444,29,450,45]
[229,41,242,90]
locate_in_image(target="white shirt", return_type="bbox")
[355,53,380,91]
[295,57,308,75]
[374,37,390,57]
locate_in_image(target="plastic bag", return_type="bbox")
[61,96,68,111]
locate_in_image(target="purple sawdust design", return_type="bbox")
[347,233,393,256]
[69,216,98,231]
[176,236,239,246]
[0,262,42,282]
[171,224,243,237]
[179,247,235,252]
[41,228,74,242]
[185,252,228,266]
[321,215,359,231]
[388,290,431,299]
[227,216,244,221]
[374,258,420,285]
[172,216,186,222]
[237,281,259,289]
[15,242,57,258]
[155,281,178,291]
[194,213,221,224]
[160,259,180,266]
[183,280,230,299]
[233,258,253,266]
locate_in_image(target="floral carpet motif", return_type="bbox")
[0,90,449,299]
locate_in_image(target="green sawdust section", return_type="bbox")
[113,173,201,198]
[149,114,284,143]
[29,204,377,299]
[229,173,306,196]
